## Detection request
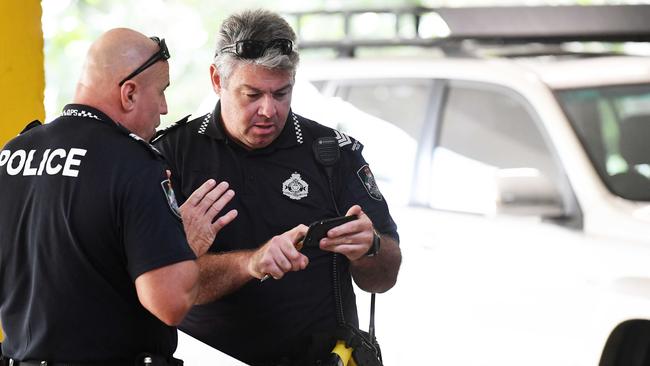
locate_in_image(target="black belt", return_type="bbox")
[2,354,182,366]
[5,361,132,366]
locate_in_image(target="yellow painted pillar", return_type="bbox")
[0,0,45,146]
[0,0,45,342]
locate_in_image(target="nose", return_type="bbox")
[257,94,276,119]
[160,94,168,115]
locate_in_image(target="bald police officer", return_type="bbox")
[0,28,237,366]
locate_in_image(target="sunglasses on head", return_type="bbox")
[218,38,293,59]
[118,36,170,86]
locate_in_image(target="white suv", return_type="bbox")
[289,6,650,366]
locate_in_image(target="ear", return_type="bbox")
[210,64,222,95]
[120,81,138,112]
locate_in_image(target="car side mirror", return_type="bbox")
[495,168,565,217]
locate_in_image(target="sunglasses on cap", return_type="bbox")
[218,38,293,59]
[118,37,170,86]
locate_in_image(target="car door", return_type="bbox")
[328,77,607,365]
[389,80,599,365]
[324,78,436,207]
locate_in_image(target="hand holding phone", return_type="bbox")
[302,215,358,248]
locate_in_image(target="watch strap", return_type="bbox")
[366,230,381,257]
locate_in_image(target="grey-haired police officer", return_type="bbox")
[153,9,401,366]
[0,28,237,366]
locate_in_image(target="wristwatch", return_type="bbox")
[366,229,381,257]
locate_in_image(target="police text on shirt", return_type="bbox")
[0,148,87,177]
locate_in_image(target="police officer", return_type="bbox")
[153,10,402,365]
[0,28,237,366]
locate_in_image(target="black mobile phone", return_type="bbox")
[302,215,358,248]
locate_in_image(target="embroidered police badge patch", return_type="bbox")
[282,172,309,200]
[161,179,181,219]
[357,164,383,201]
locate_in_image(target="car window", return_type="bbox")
[293,79,421,206]
[338,80,431,141]
[557,84,650,201]
[327,80,430,205]
[429,81,560,214]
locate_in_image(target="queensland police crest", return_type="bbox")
[282,172,309,200]
[357,164,383,201]
[161,179,181,219]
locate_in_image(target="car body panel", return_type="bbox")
[294,54,650,365]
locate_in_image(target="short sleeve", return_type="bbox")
[121,162,196,280]
[339,145,400,242]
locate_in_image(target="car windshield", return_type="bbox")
[557,84,650,201]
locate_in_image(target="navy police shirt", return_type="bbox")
[154,102,398,365]
[0,104,195,362]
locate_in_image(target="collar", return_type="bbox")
[195,102,222,140]
[62,104,114,125]
[197,101,304,153]
[61,103,164,158]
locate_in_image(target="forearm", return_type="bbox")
[194,250,255,304]
[135,260,200,326]
[350,235,401,293]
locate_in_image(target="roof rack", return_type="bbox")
[284,5,650,57]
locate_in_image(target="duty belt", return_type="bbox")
[1,354,183,366]
[4,361,132,366]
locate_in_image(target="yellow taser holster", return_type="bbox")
[331,340,358,366]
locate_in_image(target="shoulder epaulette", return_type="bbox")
[294,112,364,153]
[20,120,42,135]
[151,114,191,144]
[331,129,363,153]
[125,132,166,160]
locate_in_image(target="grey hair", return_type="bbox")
[213,9,300,86]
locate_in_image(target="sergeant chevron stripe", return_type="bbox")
[335,130,351,147]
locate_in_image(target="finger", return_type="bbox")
[321,234,365,249]
[324,243,365,260]
[267,264,285,280]
[289,224,309,243]
[332,213,373,238]
[206,189,235,219]
[196,181,229,215]
[214,189,235,211]
[281,237,302,256]
[280,241,306,271]
[293,253,309,271]
[285,253,309,272]
[211,209,238,233]
[273,249,294,273]
[299,254,309,270]
[327,220,363,238]
[185,179,216,208]
[345,205,362,216]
